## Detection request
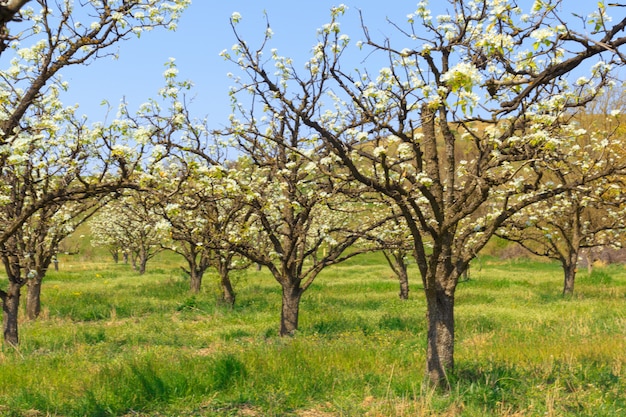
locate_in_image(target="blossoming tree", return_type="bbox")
[497,104,626,296]
[380,212,416,300]
[223,1,626,385]
[498,185,626,295]
[154,163,252,304]
[90,190,170,275]
[22,199,104,320]
[219,106,393,336]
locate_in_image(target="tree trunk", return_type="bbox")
[26,277,42,320]
[280,283,303,336]
[189,269,202,293]
[398,267,409,300]
[425,286,455,388]
[138,249,147,275]
[220,272,236,307]
[383,251,410,300]
[562,256,578,296]
[139,259,147,275]
[130,252,138,271]
[1,281,21,345]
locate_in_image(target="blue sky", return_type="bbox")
[61,1,413,128]
[57,1,616,129]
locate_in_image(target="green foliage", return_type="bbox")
[0,252,624,416]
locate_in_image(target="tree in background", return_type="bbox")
[90,191,170,275]
[380,213,416,300]
[155,164,252,304]
[497,101,626,295]
[223,1,626,385]
[21,199,104,320]
[144,69,253,304]
[498,87,626,295]
[501,185,626,295]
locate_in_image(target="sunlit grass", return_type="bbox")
[0,250,624,416]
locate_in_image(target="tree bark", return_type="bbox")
[26,277,42,320]
[425,286,455,388]
[111,249,119,264]
[138,248,147,275]
[562,253,578,296]
[139,259,147,275]
[220,272,236,307]
[398,270,410,300]
[1,281,21,345]
[130,252,138,271]
[280,283,303,336]
[189,268,202,293]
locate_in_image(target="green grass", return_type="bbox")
[0,251,624,416]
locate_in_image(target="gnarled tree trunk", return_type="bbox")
[562,264,576,296]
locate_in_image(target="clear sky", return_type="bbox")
[60,1,414,128]
[57,1,615,129]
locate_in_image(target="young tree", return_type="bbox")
[142,77,253,303]
[223,1,626,385]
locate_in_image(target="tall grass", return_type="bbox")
[0,251,624,416]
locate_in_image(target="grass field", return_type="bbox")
[0,250,624,416]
